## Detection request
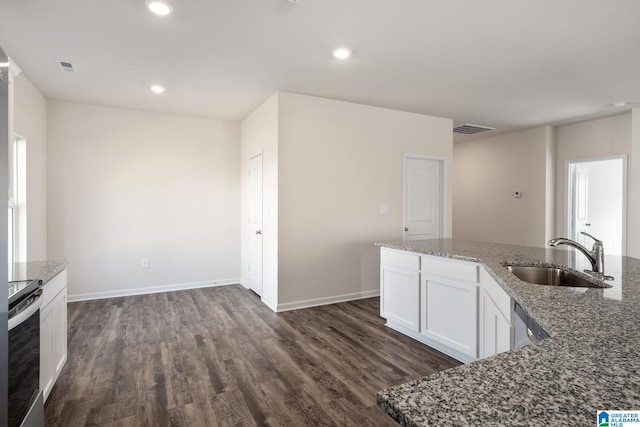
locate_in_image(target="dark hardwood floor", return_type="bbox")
[45,285,461,426]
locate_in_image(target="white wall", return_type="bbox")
[47,101,241,298]
[555,113,632,251]
[240,93,279,309]
[630,108,640,258]
[277,92,453,306]
[13,73,48,261]
[545,126,557,244]
[453,126,553,247]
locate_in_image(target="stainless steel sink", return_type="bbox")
[506,265,611,288]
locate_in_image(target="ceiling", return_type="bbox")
[1,0,639,142]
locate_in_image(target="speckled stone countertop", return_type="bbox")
[10,259,68,284]
[376,239,640,426]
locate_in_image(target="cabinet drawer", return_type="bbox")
[381,248,420,271]
[480,268,511,318]
[41,270,67,309]
[421,255,478,283]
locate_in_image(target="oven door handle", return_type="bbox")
[8,290,43,331]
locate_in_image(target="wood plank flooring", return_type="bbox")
[45,285,461,426]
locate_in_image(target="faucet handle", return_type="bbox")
[580,231,602,245]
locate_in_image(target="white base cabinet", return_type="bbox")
[40,269,68,402]
[422,274,478,359]
[479,269,513,358]
[421,255,479,360]
[380,250,420,332]
[380,248,514,363]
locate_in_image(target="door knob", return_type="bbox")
[255,230,262,235]
[404,227,408,232]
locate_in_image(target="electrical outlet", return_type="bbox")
[141,258,149,269]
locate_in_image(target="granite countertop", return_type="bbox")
[10,259,68,284]
[376,239,640,426]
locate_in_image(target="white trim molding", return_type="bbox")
[275,289,380,312]
[8,57,21,77]
[261,295,278,312]
[67,278,241,302]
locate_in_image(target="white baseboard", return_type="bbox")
[261,295,278,312]
[275,289,380,312]
[67,278,241,302]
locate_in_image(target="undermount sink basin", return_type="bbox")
[506,265,611,289]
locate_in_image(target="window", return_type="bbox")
[8,134,26,264]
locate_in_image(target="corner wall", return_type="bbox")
[453,126,553,247]
[277,92,453,306]
[47,101,241,299]
[13,73,48,261]
[240,93,279,309]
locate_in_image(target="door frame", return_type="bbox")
[564,154,627,256]
[402,154,447,241]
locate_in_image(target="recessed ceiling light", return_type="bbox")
[611,101,628,108]
[150,85,165,94]
[332,47,352,60]
[146,0,173,16]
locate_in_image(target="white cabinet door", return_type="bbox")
[51,288,68,381]
[380,265,420,331]
[40,270,68,402]
[479,269,513,358]
[40,301,54,400]
[479,289,512,358]
[422,275,478,358]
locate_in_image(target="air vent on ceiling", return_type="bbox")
[453,123,495,135]
[56,60,76,73]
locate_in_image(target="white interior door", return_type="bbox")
[572,164,590,247]
[403,157,442,241]
[248,154,263,295]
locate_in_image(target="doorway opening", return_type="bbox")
[566,156,626,256]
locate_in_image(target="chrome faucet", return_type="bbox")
[548,231,605,276]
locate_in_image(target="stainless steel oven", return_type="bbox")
[8,279,44,427]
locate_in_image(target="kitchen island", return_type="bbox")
[376,239,640,426]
